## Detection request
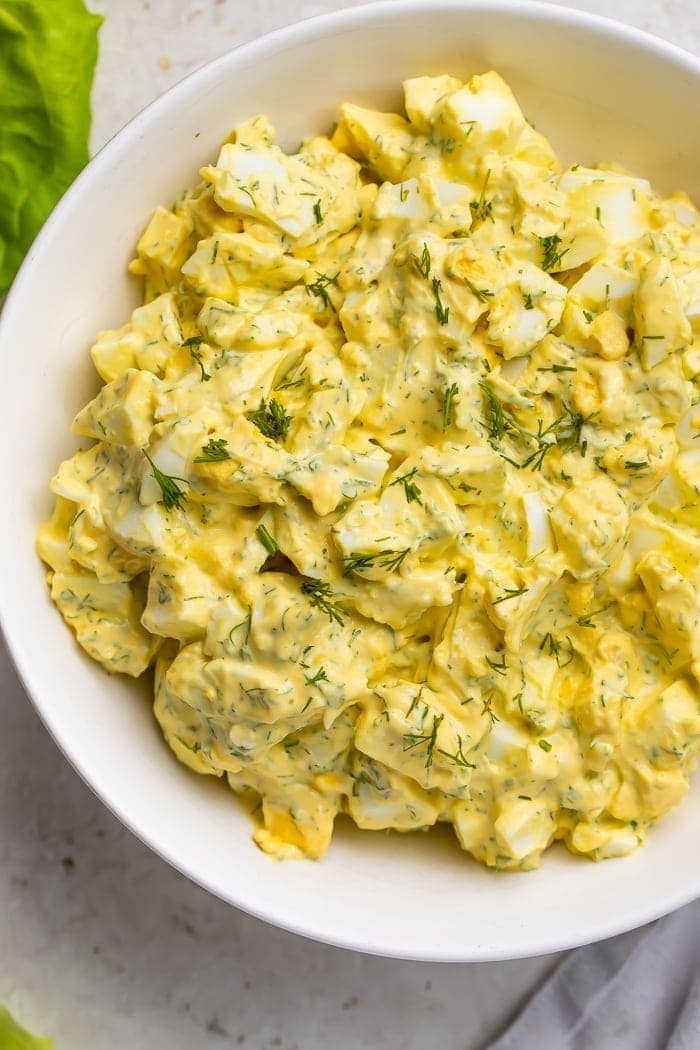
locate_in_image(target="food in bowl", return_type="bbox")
[37,70,700,871]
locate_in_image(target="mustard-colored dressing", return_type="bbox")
[38,72,700,869]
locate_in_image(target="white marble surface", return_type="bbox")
[2,1,698,1046]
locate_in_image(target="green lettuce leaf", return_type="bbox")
[0,0,102,293]
[0,1006,53,1049]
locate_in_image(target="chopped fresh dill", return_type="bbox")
[485,654,508,677]
[479,380,521,442]
[493,585,529,605]
[437,735,476,770]
[577,603,613,628]
[411,242,431,280]
[300,580,345,627]
[343,548,411,574]
[247,398,292,441]
[307,271,339,308]
[539,632,575,668]
[403,712,444,769]
[481,694,501,723]
[464,276,494,303]
[142,450,188,511]
[470,169,493,222]
[538,233,569,272]
[305,666,328,686]
[194,437,230,462]
[432,277,450,325]
[390,467,423,505]
[313,199,323,224]
[255,523,278,554]
[537,363,576,373]
[182,336,211,381]
[442,381,459,430]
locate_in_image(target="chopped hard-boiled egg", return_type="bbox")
[38,71,700,872]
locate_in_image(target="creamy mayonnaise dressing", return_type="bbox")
[38,72,700,869]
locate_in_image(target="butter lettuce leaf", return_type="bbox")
[0,0,102,293]
[0,1006,53,1049]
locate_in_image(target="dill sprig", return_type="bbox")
[305,666,328,686]
[246,398,292,442]
[411,242,432,280]
[300,580,345,627]
[480,382,585,470]
[520,407,585,471]
[576,602,613,628]
[539,632,575,668]
[255,523,278,554]
[481,694,501,723]
[403,712,444,769]
[194,438,230,462]
[142,450,188,511]
[485,654,508,677]
[343,548,411,575]
[464,276,494,303]
[442,381,459,431]
[390,467,423,505]
[492,586,529,605]
[470,169,493,223]
[538,233,569,272]
[479,380,521,441]
[432,277,450,325]
[554,406,585,451]
[182,336,211,382]
[437,735,476,770]
[307,271,339,308]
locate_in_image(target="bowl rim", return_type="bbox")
[2,0,700,962]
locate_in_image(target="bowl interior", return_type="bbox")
[1,0,699,961]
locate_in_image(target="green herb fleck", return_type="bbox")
[182,336,211,381]
[437,736,476,770]
[538,233,569,272]
[442,381,459,430]
[255,524,277,554]
[485,654,508,677]
[470,169,493,223]
[195,437,230,462]
[432,277,449,325]
[403,712,444,769]
[142,450,188,511]
[247,398,292,441]
[307,271,339,308]
[411,242,431,280]
[464,276,494,303]
[492,586,528,605]
[300,580,345,626]
[343,548,410,574]
[305,666,328,686]
[390,467,423,505]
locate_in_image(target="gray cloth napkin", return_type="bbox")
[489,900,700,1049]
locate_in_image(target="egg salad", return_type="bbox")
[37,72,700,870]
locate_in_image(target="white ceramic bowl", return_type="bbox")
[2,0,699,962]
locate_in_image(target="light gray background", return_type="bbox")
[2,2,699,1046]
